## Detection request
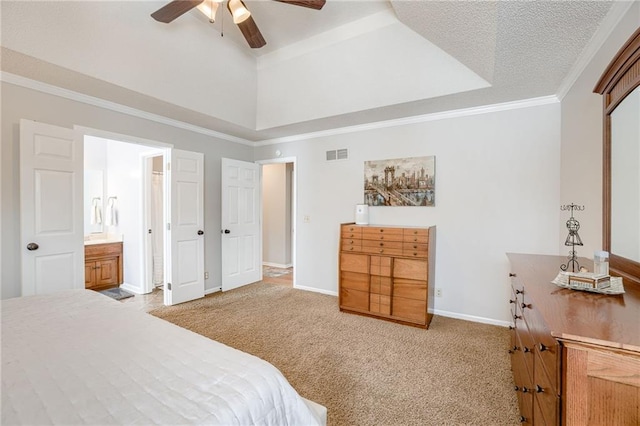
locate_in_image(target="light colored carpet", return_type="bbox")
[150,282,519,426]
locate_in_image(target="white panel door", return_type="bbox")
[221,158,261,291]
[20,119,84,295]
[166,149,205,305]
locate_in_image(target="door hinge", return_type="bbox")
[167,162,170,171]
[167,223,171,231]
[167,283,172,290]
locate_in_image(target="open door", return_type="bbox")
[165,149,205,305]
[221,158,261,291]
[20,119,84,295]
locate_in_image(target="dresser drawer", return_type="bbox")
[523,305,560,392]
[393,278,427,301]
[340,271,369,292]
[391,296,426,324]
[362,227,404,241]
[533,351,560,425]
[369,294,391,315]
[402,243,428,258]
[340,288,369,311]
[341,239,362,250]
[370,256,392,277]
[403,228,429,243]
[341,225,362,238]
[393,258,428,281]
[370,276,391,295]
[363,239,403,254]
[340,253,369,274]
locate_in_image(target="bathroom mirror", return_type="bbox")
[595,27,640,285]
[84,169,104,234]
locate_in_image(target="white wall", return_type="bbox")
[262,163,292,267]
[255,102,562,324]
[559,2,640,260]
[1,82,253,299]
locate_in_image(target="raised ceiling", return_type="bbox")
[0,1,624,143]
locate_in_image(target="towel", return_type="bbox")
[106,197,117,227]
[91,198,102,225]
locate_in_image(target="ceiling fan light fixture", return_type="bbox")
[228,0,251,24]
[196,0,220,23]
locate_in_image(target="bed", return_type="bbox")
[1,289,326,425]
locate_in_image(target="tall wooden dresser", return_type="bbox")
[507,253,640,425]
[339,223,435,328]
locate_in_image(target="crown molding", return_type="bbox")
[556,0,636,101]
[0,71,254,146]
[254,95,560,146]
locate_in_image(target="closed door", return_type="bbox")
[20,119,84,295]
[221,158,261,291]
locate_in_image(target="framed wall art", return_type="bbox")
[364,156,435,206]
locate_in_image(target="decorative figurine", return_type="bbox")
[560,203,585,272]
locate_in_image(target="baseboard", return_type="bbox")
[119,282,143,295]
[293,284,338,297]
[205,286,221,295]
[432,308,511,328]
[263,262,293,268]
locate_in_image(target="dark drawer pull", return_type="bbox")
[523,346,531,353]
[538,343,548,352]
[509,299,516,304]
[509,273,517,277]
[521,302,531,309]
[521,387,530,393]
[515,289,524,295]
[514,386,520,391]
[508,325,515,330]
[514,314,522,320]
[519,415,526,423]
[535,385,544,393]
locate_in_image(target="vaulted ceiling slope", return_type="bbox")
[0,1,623,143]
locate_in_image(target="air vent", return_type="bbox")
[326,149,349,161]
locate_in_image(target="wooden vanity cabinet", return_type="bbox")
[508,253,640,425]
[339,224,435,328]
[85,242,123,291]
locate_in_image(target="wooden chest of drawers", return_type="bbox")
[339,224,435,328]
[508,253,640,425]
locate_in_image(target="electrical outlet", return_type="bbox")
[435,288,442,297]
[204,272,209,280]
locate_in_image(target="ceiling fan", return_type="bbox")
[151,0,326,49]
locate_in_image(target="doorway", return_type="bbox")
[84,135,166,295]
[260,158,296,287]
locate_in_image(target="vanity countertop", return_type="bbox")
[84,234,123,246]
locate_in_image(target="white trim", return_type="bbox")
[120,282,142,295]
[1,71,254,146]
[556,1,636,101]
[255,95,560,146]
[205,286,221,295]
[433,309,511,328]
[77,125,174,149]
[263,262,293,268]
[293,284,338,297]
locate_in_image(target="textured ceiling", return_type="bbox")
[0,0,622,143]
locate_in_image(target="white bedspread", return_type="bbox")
[1,290,323,425]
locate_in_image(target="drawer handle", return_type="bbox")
[349,248,354,251]
[508,325,514,330]
[413,245,418,249]
[521,387,530,393]
[523,346,531,353]
[514,386,520,391]
[379,249,384,253]
[509,273,517,277]
[535,385,544,393]
[380,229,384,232]
[538,343,548,352]
[509,299,516,304]
[521,302,531,310]
[519,415,526,423]
[413,238,418,242]
[515,289,524,295]
[513,314,522,320]
[379,243,384,246]
[413,252,418,256]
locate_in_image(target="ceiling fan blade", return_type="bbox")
[273,0,326,10]
[151,0,204,23]
[237,16,266,48]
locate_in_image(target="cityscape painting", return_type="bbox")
[364,156,435,206]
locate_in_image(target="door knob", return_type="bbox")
[27,243,39,251]
[197,230,204,235]
[223,229,231,234]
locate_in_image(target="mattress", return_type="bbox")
[1,290,325,425]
